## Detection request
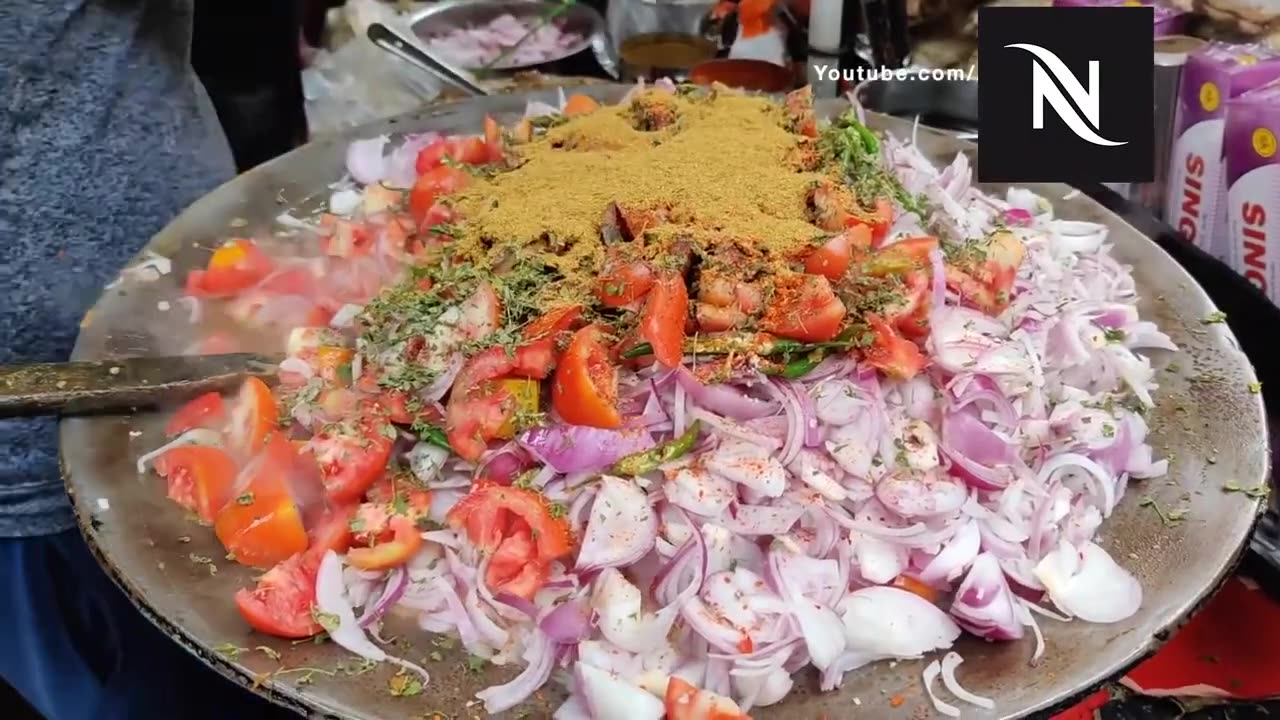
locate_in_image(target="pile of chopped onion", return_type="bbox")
[229,96,1177,716]
[422,14,583,68]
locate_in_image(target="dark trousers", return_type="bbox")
[0,530,296,720]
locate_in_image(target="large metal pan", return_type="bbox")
[60,84,1269,719]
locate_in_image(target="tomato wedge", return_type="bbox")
[483,115,505,162]
[597,261,656,307]
[226,377,279,459]
[416,164,470,196]
[154,445,237,523]
[185,238,274,297]
[861,314,927,381]
[234,552,322,639]
[552,324,622,429]
[165,392,227,437]
[215,435,309,568]
[759,274,847,342]
[888,271,931,340]
[487,527,550,600]
[639,274,689,368]
[348,515,423,570]
[865,236,939,277]
[447,339,558,460]
[446,483,573,562]
[310,409,395,504]
[522,304,584,344]
[803,227,869,281]
[306,503,358,562]
[563,94,601,117]
[665,677,751,720]
[863,197,894,245]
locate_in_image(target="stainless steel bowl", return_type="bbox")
[606,0,718,46]
[407,0,605,71]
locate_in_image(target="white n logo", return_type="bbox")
[1005,43,1127,147]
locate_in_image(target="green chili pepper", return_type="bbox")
[611,420,702,476]
[856,125,880,155]
[762,350,826,379]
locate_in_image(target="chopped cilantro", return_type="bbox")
[1202,311,1227,325]
[1249,381,1263,394]
[213,643,247,659]
[465,654,487,673]
[1103,328,1126,343]
[256,646,282,662]
[548,502,567,519]
[236,492,254,506]
[388,670,424,697]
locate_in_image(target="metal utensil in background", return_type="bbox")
[854,78,979,136]
[606,0,718,47]
[367,22,491,96]
[407,0,608,72]
[1140,35,1209,219]
[0,353,280,418]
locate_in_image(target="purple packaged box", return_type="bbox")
[1225,80,1280,300]
[1164,43,1280,260]
[1049,0,1190,34]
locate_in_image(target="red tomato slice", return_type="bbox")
[348,516,423,570]
[226,377,279,460]
[165,392,227,437]
[454,137,490,166]
[483,115,504,162]
[522,305,584,343]
[215,436,309,568]
[803,227,866,281]
[552,324,622,429]
[889,271,931,340]
[446,483,573,562]
[234,552,322,639]
[154,445,237,523]
[185,239,274,297]
[490,557,550,601]
[864,197,894,244]
[665,677,751,720]
[862,314,927,381]
[408,185,436,227]
[639,274,689,368]
[415,138,453,174]
[310,410,394,505]
[305,503,358,566]
[597,261,656,307]
[759,274,847,342]
[416,165,470,197]
[866,236,939,277]
[563,94,601,117]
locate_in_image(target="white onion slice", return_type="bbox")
[922,659,961,717]
[940,652,995,709]
[1033,540,1142,623]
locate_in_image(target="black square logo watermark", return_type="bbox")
[977,7,1154,183]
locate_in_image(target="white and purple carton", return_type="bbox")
[1164,43,1280,260]
[1049,0,1191,34]
[1225,80,1280,300]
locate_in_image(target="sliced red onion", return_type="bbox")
[540,598,592,644]
[928,246,947,327]
[1033,540,1141,623]
[771,379,807,466]
[721,504,806,536]
[875,472,968,518]
[919,519,980,584]
[315,551,431,683]
[575,662,665,719]
[1037,452,1117,516]
[837,586,961,660]
[520,425,656,474]
[382,133,440,189]
[357,567,408,628]
[950,553,1024,640]
[651,511,709,606]
[922,659,961,717]
[688,407,782,451]
[1002,208,1034,227]
[941,652,996,709]
[677,367,780,420]
[576,476,658,573]
[346,136,389,185]
[478,631,556,714]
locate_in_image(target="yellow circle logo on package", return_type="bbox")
[1239,54,1258,66]
[1254,128,1277,159]
[1123,1,1141,5]
[1200,82,1220,112]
